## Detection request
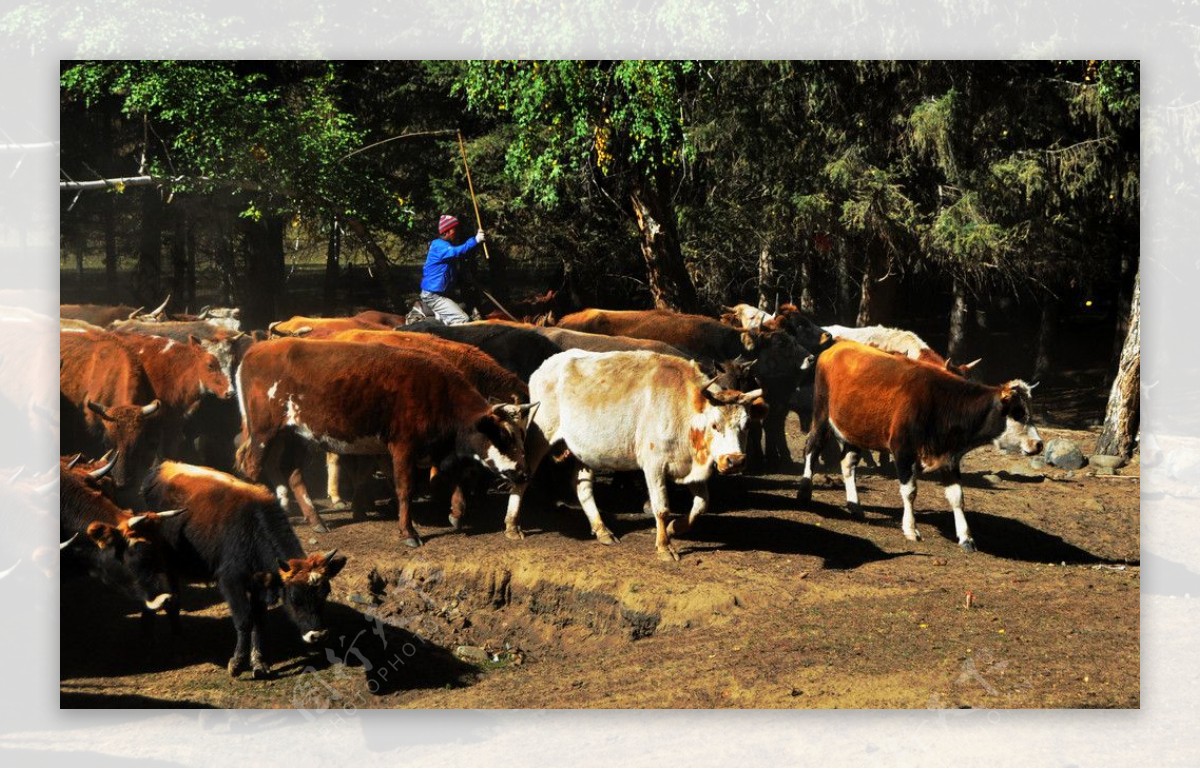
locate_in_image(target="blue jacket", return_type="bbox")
[420,236,479,294]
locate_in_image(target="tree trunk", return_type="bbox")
[1097,272,1140,458]
[1033,294,1058,382]
[797,250,816,314]
[215,210,235,306]
[136,186,163,305]
[757,240,774,312]
[837,247,856,324]
[629,174,699,313]
[343,217,404,310]
[170,205,188,311]
[185,213,197,310]
[241,215,286,330]
[856,240,897,327]
[1112,251,1135,365]
[947,277,970,359]
[324,213,341,313]
[104,195,119,301]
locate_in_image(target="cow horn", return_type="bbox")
[1028,381,1040,391]
[4,466,23,483]
[321,548,339,563]
[149,294,171,318]
[698,374,720,391]
[154,508,185,519]
[126,514,148,528]
[960,357,982,372]
[739,388,764,403]
[126,306,145,320]
[88,452,119,480]
[198,305,211,318]
[144,593,173,611]
[86,400,113,421]
[141,399,161,416]
[34,476,58,496]
[60,533,79,551]
[98,448,115,464]
[294,326,313,336]
[65,454,83,471]
[0,560,19,580]
[267,321,281,336]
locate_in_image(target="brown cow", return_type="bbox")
[60,303,145,327]
[267,315,389,337]
[318,329,529,527]
[110,331,233,458]
[60,330,161,489]
[235,339,534,546]
[797,340,1043,552]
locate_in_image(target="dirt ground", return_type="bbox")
[60,416,1140,710]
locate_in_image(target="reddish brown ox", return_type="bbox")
[109,331,233,459]
[60,303,145,327]
[60,330,161,490]
[557,308,755,362]
[235,339,534,546]
[350,309,410,328]
[797,340,1042,552]
[315,328,530,528]
[141,461,346,678]
[267,315,389,338]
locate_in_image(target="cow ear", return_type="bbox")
[739,331,758,352]
[188,334,201,347]
[85,522,118,549]
[748,396,770,422]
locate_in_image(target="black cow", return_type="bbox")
[141,461,347,678]
[402,320,563,382]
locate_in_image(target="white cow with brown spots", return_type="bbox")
[505,350,766,561]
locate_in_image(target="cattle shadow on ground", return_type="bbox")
[924,510,1129,565]
[683,508,911,570]
[295,601,478,698]
[61,575,477,698]
[59,690,215,709]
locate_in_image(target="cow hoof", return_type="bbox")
[796,478,813,504]
[311,522,330,534]
[504,527,525,541]
[448,514,463,531]
[594,528,619,545]
[402,536,422,549]
[227,658,248,677]
[903,529,922,542]
[657,547,680,562]
[846,502,864,519]
[960,538,977,553]
[252,664,272,680]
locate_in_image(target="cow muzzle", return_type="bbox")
[716,453,747,475]
[302,629,327,644]
[500,468,528,486]
[1023,438,1044,456]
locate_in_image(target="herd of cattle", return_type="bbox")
[59,297,1043,677]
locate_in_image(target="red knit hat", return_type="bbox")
[438,215,459,234]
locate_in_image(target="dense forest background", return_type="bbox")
[58,60,1139,390]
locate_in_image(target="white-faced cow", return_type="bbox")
[141,461,347,678]
[797,340,1043,551]
[235,339,534,546]
[505,350,766,561]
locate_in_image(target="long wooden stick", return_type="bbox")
[457,130,491,263]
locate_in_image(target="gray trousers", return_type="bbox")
[420,290,470,325]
